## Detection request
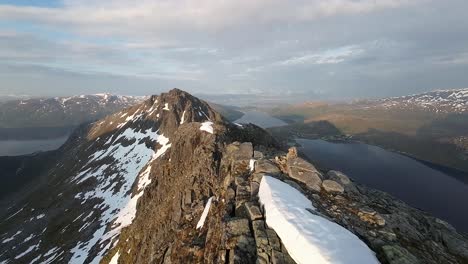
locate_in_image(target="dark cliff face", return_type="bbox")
[0,89,467,264]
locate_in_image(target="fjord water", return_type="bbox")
[296,138,468,233]
[0,136,68,156]
[234,111,287,128]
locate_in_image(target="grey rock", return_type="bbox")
[235,142,253,159]
[251,181,260,197]
[327,170,351,185]
[252,220,269,248]
[254,151,264,159]
[272,250,296,264]
[229,235,256,264]
[245,202,263,221]
[226,218,251,237]
[252,173,265,184]
[266,228,281,251]
[441,232,468,260]
[235,176,246,186]
[322,180,344,194]
[382,245,420,264]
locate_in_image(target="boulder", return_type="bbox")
[255,160,281,175]
[286,156,322,192]
[327,170,351,185]
[322,180,344,194]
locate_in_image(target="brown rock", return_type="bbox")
[287,147,298,159]
[286,156,322,192]
[255,160,281,175]
[322,180,344,194]
[357,208,386,227]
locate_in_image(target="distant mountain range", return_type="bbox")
[0,94,243,141]
[362,88,468,114]
[0,94,146,129]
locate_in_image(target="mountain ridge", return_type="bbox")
[1,89,467,264]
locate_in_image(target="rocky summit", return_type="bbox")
[1,89,468,264]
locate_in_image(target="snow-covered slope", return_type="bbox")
[372,88,468,113]
[258,176,380,264]
[0,89,222,263]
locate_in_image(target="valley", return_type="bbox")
[268,88,468,173]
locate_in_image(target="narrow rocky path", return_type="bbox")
[220,142,295,264]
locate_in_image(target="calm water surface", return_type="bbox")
[296,138,468,233]
[234,111,287,128]
[0,137,68,156]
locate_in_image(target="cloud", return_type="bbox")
[0,1,422,34]
[1,0,468,98]
[276,45,364,66]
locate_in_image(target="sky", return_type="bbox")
[1,0,468,99]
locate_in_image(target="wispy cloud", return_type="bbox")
[276,45,364,66]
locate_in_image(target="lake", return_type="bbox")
[0,136,69,156]
[296,138,468,233]
[234,111,287,128]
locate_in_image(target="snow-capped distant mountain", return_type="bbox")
[374,88,468,114]
[0,94,147,129]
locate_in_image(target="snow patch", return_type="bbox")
[249,159,256,172]
[258,176,379,264]
[2,230,22,244]
[15,242,39,260]
[163,103,170,111]
[109,250,120,264]
[196,197,214,229]
[200,121,214,134]
[180,110,186,124]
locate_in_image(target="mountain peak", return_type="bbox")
[88,88,223,141]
